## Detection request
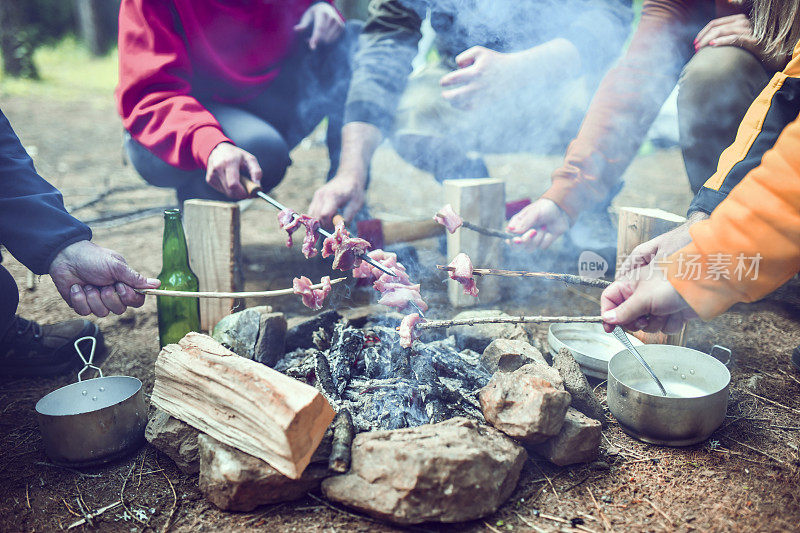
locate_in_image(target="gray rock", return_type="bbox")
[479,366,571,444]
[212,306,272,360]
[285,310,342,351]
[530,408,602,466]
[198,434,329,512]
[481,339,548,374]
[446,310,528,352]
[145,409,201,474]
[322,417,526,525]
[552,347,607,424]
[254,312,287,367]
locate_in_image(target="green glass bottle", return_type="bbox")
[157,209,200,347]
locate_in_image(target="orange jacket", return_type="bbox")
[541,0,743,220]
[667,38,800,319]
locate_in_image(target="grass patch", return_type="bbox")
[0,36,118,100]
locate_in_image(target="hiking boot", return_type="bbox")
[0,316,106,377]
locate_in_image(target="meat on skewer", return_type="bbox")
[447,252,478,297]
[378,283,428,312]
[322,222,371,270]
[433,203,463,234]
[397,313,425,348]
[292,275,332,310]
[278,209,321,259]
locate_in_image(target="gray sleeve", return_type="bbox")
[344,0,424,133]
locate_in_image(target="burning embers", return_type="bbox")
[276,321,489,433]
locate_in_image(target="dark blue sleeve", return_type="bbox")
[0,109,91,274]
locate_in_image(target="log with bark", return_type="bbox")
[151,332,336,479]
[328,410,355,473]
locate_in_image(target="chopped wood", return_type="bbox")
[329,410,354,473]
[151,332,336,479]
[416,315,603,331]
[436,265,611,288]
[314,350,338,400]
[138,277,346,299]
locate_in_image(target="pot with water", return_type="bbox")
[607,344,731,446]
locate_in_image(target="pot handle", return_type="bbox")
[709,344,732,367]
[75,336,103,381]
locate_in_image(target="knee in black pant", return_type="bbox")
[0,265,19,337]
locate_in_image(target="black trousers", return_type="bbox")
[126,21,363,204]
[0,265,18,337]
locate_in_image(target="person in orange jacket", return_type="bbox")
[600,7,800,368]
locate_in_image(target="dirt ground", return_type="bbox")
[1,90,799,533]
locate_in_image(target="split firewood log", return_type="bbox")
[151,332,335,479]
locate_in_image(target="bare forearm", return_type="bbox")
[336,122,383,185]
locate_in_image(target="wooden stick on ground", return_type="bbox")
[328,410,354,473]
[437,265,611,289]
[138,277,346,299]
[416,315,602,331]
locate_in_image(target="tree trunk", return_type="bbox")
[0,1,38,79]
[74,0,119,56]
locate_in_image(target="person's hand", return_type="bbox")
[49,240,160,317]
[601,262,698,334]
[618,211,708,278]
[694,14,787,71]
[294,2,344,50]
[440,39,580,110]
[505,198,571,250]
[206,142,262,200]
[440,46,520,110]
[307,173,366,228]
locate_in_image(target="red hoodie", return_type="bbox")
[116,0,333,171]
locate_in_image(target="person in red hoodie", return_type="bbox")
[116,0,361,204]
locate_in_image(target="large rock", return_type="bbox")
[212,306,281,361]
[479,366,571,444]
[322,417,526,525]
[254,312,287,367]
[145,409,201,474]
[530,408,602,466]
[447,310,528,352]
[198,435,329,512]
[481,339,547,373]
[285,310,342,351]
[552,347,607,424]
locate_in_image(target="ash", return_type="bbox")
[275,321,489,433]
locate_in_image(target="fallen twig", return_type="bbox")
[25,484,30,509]
[138,277,346,299]
[306,492,380,524]
[120,463,148,526]
[722,435,787,465]
[67,501,121,530]
[416,315,602,331]
[515,510,601,533]
[158,457,178,533]
[86,205,174,229]
[67,184,147,213]
[437,265,610,288]
[587,488,612,532]
[35,461,101,478]
[743,390,800,415]
[329,410,354,473]
[644,498,673,526]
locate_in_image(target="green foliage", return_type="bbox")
[18,0,78,47]
[0,37,118,100]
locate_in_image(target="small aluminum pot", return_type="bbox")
[35,338,147,467]
[607,344,731,447]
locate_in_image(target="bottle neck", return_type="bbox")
[162,214,191,272]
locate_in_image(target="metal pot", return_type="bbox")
[607,344,731,446]
[35,337,147,467]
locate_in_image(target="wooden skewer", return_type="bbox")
[435,212,516,239]
[437,265,611,289]
[415,315,603,330]
[137,277,346,299]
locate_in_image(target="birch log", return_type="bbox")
[151,332,335,479]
